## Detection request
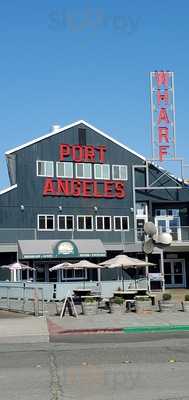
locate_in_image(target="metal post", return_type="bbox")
[172,72,177,159]
[7,287,9,310]
[132,165,137,243]
[160,251,165,292]
[145,254,149,291]
[23,283,26,313]
[150,72,155,159]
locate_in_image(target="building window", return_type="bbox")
[37,161,54,177]
[61,268,87,281]
[114,216,129,231]
[112,165,128,180]
[37,215,55,231]
[77,215,93,231]
[56,162,73,178]
[94,164,110,180]
[136,202,148,217]
[75,163,92,179]
[58,215,74,231]
[96,216,111,231]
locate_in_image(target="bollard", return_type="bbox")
[33,288,39,317]
[158,300,162,312]
[181,301,185,312]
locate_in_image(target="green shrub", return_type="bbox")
[136,296,150,302]
[114,296,124,305]
[184,294,189,302]
[162,293,172,301]
[84,297,96,304]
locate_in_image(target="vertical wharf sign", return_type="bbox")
[150,71,176,161]
[43,144,126,199]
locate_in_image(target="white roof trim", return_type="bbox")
[0,184,18,195]
[5,120,146,161]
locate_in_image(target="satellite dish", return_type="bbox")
[143,238,154,254]
[144,222,157,237]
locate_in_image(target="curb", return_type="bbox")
[123,325,189,334]
[47,319,189,337]
[47,320,123,335]
[0,334,49,344]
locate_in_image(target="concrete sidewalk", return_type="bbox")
[48,311,189,335]
[0,313,49,344]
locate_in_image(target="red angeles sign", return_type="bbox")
[43,178,125,198]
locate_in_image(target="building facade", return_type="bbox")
[1,120,189,288]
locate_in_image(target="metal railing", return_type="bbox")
[0,284,44,316]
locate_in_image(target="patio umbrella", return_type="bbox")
[49,262,73,271]
[2,262,36,282]
[2,262,35,271]
[70,259,103,288]
[99,254,155,290]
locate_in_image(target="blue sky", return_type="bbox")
[1,0,189,187]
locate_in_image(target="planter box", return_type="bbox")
[184,301,189,312]
[110,303,123,314]
[83,302,97,316]
[136,300,152,312]
[160,301,177,312]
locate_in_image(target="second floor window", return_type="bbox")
[77,215,93,231]
[37,161,54,177]
[56,162,73,178]
[75,163,92,179]
[96,216,111,231]
[94,164,110,180]
[114,216,129,231]
[58,215,74,231]
[37,215,54,230]
[112,165,128,180]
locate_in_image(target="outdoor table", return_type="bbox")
[73,288,92,297]
[113,290,137,300]
[135,294,156,305]
[136,289,148,296]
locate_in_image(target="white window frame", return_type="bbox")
[95,216,112,231]
[61,268,87,281]
[94,164,110,180]
[113,216,129,231]
[57,215,74,231]
[56,162,73,178]
[75,163,92,179]
[77,215,93,231]
[112,165,128,181]
[36,161,54,177]
[37,214,55,231]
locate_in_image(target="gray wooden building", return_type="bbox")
[1,120,189,288]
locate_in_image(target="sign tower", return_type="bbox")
[150,71,176,161]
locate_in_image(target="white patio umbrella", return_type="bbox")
[49,262,73,271]
[2,262,36,271]
[99,254,155,290]
[2,262,36,282]
[69,259,103,288]
[71,259,102,269]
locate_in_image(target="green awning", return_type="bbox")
[18,239,106,260]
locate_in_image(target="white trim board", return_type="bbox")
[5,120,146,161]
[0,184,18,195]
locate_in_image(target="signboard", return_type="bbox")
[20,240,106,259]
[42,144,125,199]
[150,71,176,161]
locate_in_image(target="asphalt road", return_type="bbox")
[1,333,189,400]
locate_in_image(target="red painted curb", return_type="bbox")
[47,319,123,336]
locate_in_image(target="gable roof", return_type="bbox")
[5,119,146,161]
